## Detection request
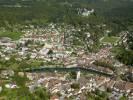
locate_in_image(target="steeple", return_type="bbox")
[76,71,81,81]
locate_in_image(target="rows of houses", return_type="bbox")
[25,72,133,100]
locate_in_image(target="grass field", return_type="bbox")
[101,36,120,44]
[0,31,23,40]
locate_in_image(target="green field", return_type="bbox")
[0,31,23,40]
[101,36,119,44]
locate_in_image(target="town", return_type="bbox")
[0,23,133,100]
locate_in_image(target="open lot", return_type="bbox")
[0,31,23,40]
[101,36,120,44]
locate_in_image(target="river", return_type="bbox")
[24,66,114,77]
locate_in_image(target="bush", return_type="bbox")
[94,60,114,70]
[71,83,80,89]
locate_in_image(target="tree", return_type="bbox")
[69,71,77,79]
[34,87,50,100]
[48,49,54,60]
[114,47,133,66]
[119,95,128,100]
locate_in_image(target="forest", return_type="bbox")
[0,0,133,33]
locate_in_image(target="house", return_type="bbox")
[5,83,18,89]
[0,86,2,93]
[82,9,94,16]
[106,80,116,89]
[30,53,37,59]
[0,70,14,78]
[26,73,38,80]
[0,37,12,43]
[39,48,50,56]
[50,95,59,100]
[105,80,133,95]
[28,84,37,93]
[125,82,133,94]
[78,8,94,16]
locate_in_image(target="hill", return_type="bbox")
[0,0,132,32]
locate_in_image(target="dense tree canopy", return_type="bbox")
[0,0,133,34]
